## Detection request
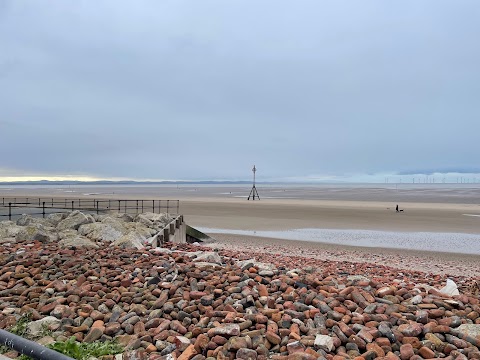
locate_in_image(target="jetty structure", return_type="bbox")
[0,196,211,245]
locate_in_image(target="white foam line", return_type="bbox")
[463,214,480,217]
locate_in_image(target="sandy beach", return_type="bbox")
[1,184,479,277]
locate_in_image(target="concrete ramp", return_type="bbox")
[186,225,215,243]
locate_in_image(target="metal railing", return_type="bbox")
[0,197,180,221]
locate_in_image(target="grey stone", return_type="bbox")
[46,213,67,226]
[113,231,145,249]
[27,316,61,338]
[125,222,156,238]
[78,222,126,242]
[136,212,173,226]
[456,324,480,338]
[0,221,22,239]
[57,210,93,231]
[15,224,54,242]
[58,235,99,248]
[194,252,222,264]
[315,334,335,352]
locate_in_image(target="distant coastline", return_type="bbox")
[0,180,262,186]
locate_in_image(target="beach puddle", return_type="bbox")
[196,227,480,255]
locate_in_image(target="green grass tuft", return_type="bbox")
[47,336,124,360]
[2,313,122,360]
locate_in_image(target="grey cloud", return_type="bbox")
[1,1,479,180]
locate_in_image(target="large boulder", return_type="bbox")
[15,224,57,243]
[113,231,146,249]
[16,214,54,227]
[0,221,23,240]
[111,213,134,223]
[134,214,154,227]
[136,212,173,227]
[58,229,78,240]
[102,216,131,228]
[78,222,126,242]
[16,214,38,226]
[58,235,98,248]
[125,222,156,238]
[46,212,67,226]
[57,211,94,231]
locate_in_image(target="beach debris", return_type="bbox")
[439,278,460,296]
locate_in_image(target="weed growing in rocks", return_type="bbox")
[0,312,32,354]
[48,337,123,360]
[9,312,31,337]
[17,337,123,360]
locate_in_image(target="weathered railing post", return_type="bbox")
[177,200,179,214]
[71,201,74,211]
[141,200,144,213]
[136,200,138,213]
[167,200,169,214]
[152,200,155,213]
[8,202,11,221]
[118,200,121,211]
[42,202,46,218]
[96,201,99,214]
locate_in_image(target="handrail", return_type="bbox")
[0,197,180,220]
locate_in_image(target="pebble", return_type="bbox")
[0,233,479,360]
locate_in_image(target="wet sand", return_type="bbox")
[1,184,480,270]
[179,197,480,234]
[203,233,480,278]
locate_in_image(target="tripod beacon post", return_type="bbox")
[247,165,260,200]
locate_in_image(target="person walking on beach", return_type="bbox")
[396,204,399,212]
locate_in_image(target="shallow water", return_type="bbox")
[2,183,480,203]
[197,227,480,255]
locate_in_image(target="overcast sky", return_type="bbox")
[1,1,479,182]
